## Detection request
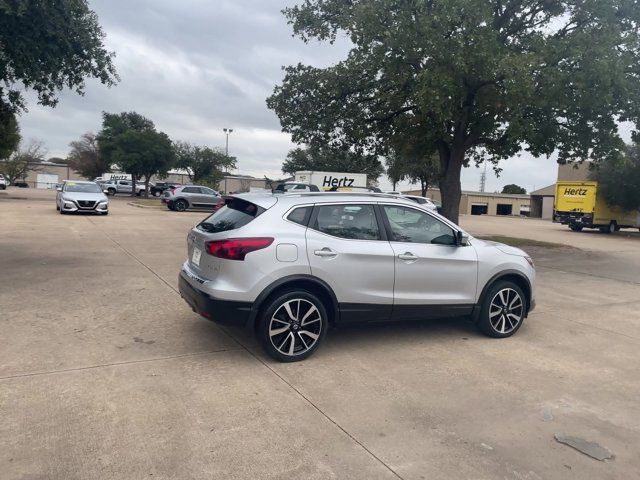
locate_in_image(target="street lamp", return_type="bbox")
[223,128,233,156]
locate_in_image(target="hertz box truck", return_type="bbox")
[554,181,640,233]
[294,171,367,191]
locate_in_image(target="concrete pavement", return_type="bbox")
[1,189,639,479]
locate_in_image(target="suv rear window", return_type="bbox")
[197,198,265,233]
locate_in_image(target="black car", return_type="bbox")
[150,181,181,197]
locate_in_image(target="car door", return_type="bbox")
[305,203,395,321]
[118,180,132,193]
[380,204,478,320]
[200,187,218,208]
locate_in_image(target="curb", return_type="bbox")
[127,202,164,209]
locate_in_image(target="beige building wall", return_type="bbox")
[557,162,591,181]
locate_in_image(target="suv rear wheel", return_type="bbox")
[174,199,188,212]
[258,290,328,362]
[477,281,526,338]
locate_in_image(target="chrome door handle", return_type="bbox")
[398,252,418,261]
[314,248,337,258]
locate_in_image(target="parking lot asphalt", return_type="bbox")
[1,189,639,479]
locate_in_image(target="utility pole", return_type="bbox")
[223,128,233,156]
[479,160,487,193]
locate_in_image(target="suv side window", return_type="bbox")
[201,187,216,195]
[182,186,200,194]
[382,205,456,245]
[287,206,312,226]
[313,204,380,240]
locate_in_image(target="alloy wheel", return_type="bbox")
[489,288,524,334]
[269,299,323,357]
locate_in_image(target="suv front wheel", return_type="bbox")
[477,281,526,338]
[258,290,328,362]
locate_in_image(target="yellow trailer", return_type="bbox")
[554,181,640,233]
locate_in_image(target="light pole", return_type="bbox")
[223,128,233,156]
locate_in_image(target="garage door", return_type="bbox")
[471,203,488,215]
[36,174,59,189]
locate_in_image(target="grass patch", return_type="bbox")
[478,235,572,249]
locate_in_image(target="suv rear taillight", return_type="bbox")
[205,238,274,261]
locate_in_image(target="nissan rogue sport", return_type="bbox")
[179,193,535,362]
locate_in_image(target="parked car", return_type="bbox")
[273,182,320,193]
[150,181,181,197]
[0,174,6,190]
[401,195,438,212]
[102,179,147,196]
[56,180,109,215]
[179,192,536,362]
[14,181,29,188]
[162,185,221,211]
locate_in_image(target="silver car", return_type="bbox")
[179,192,536,362]
[400,195,438,211]
[162,185,221,211]
[56,180,109,215]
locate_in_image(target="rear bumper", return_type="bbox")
[178,272,252,327]
[555,212,593,226]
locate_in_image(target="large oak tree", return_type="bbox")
[267,0,640,222]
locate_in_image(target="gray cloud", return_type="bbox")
[16,0,631,191]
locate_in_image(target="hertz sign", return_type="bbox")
[563,187,588,197]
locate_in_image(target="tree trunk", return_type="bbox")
[438,147,464,224]
[131,176,137,197]
[144,177,150,198]
[421,178,427,197]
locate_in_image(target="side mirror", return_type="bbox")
[456,231,470,246]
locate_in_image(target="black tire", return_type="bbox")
[257,290,328,362]
[107,188,116,196]
[569,224,583,232]
[174,199,188,212]
[477,280,527,338]
[600,221,616,234]
[153,190,161,197]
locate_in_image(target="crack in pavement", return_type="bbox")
[537,264,640,286]
[0,348,241,381]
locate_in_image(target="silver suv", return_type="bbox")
[179,193,536,362]
[163,185,221,211]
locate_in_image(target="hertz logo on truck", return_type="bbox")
[563,187,588,197]
[322,176,355,188]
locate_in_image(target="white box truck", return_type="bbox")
[294,171,367,191]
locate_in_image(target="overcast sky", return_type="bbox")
[16,0,631,193]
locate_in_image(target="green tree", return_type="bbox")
[386,139,440,196]
[0,139,46,184]
[97,112,174,197]
[67,132,110,179]
[267,0,640,223]
[501,184,527,195]
[175,141,236,186]
[0,0,117,114]
[282,144,383,185]
[0,104,20,159]
[592,144,640,211]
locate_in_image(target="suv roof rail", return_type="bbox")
[282,191,405,200]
